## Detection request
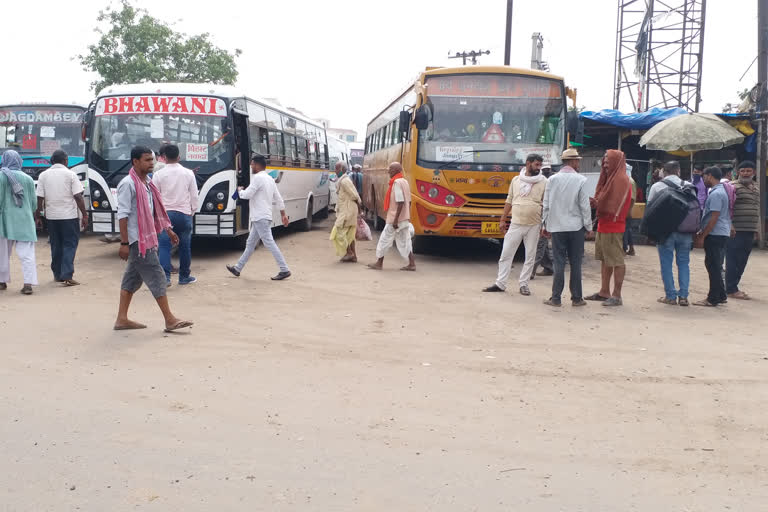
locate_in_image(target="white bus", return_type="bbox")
[82,83,331,240]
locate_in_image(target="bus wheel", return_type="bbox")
[300,199,314,231]
[317,192,330,219]
[370,192,384,231]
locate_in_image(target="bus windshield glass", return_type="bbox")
[418,74,565,167]
[89,95,232,180]
[0,106,85,157]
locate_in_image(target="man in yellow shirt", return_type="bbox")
[483,154,547,296]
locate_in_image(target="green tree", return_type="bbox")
[78,0,241,92]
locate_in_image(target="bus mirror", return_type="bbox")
[398,110,411,134]
[413,106,429,131]
[81,111,92,142]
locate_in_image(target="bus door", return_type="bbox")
[230,105,251,233]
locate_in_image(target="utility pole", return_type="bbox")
[759,0,767,247]
[449,50,491,65]
[504,0,513,65]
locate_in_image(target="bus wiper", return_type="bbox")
[103,160,132,184]
[435,149,506,172]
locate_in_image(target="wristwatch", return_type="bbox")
[120,242,129,246]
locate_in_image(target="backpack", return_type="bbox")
[640,178,697,241]
[675,182,702,233]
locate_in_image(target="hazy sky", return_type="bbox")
[0,0,759,136]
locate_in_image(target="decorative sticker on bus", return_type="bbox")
[95,96,228,117]
[436,146,474,162]
[40,140,61,154]
[0,110,83,123]
[427,76,562,99]
[185,143,209,161]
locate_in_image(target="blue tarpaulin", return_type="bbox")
[580,107,688,130]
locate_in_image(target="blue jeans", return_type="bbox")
[159,211,193,280]
[47,218,80,281]
[657,232,692,300]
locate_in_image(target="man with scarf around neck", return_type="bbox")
[113,146,193,332]
[483,153,547,296]
[0,150,38,295]
[368,162,415,271]
[541,148,593,307]
[725,161,760,300]
[585,149,632,307]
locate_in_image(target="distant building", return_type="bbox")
[327,127,358,143]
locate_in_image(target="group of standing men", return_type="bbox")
[483,148,761,308]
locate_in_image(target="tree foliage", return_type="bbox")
[78,0,241,92]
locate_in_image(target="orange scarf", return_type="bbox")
[383,172,403,211]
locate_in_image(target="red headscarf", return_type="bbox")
[594,149,631,222]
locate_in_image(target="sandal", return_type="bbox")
[585,293,609,301]
[678,297,689,307]
[728,291,751,300]
[657,297,677,305]
[602,297,623,307]
[693,299,717,307]
[164,320,194,332]
[62,279,80,287]
[543,299,562,307]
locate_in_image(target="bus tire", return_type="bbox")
[300,199,314,231]
[317,192,330,219]
[370,190,384,231]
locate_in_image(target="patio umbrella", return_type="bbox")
[639,113,745,171]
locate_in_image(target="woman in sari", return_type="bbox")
[329,162,362,262]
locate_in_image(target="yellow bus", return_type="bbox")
[363,65,570,242]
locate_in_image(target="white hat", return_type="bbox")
[561,148,581,160]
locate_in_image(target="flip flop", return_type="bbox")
[400,266,416,271]
[367,264,382,270]
[165,320,194,332]
[585,293,609,301]
[602,297,623,307]
[728,291,751,300]
[62,279,80,287]
[114,321,147,330]
[693,299,717,307]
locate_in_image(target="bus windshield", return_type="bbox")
[418,74,566,167]
[0,106,85,157]
[89,95,233,182]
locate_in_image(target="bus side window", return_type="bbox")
[284,133,298,163]
[267,130,285,165]
[249,124,268,156]
[296,136,309,167]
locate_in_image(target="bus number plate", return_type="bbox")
[481,222,502,235]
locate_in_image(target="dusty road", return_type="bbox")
[1,217,767,511]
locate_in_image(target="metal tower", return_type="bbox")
[613,0,706,112]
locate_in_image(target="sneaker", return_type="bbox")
[179,276,197,285]
[572,299,587,307]
[20,285,33,295]
[519,286,531,296]
[271,271,291,281]
[482,284,504,292]
[678,297,689,307]
[226,265,241,277]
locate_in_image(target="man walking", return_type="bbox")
[36,150,88,286]
[647,161,693,306]
[541,148,592,307]
[368,162,415,271]
[694,166,731,307]
[726,161,759,300]
[227,155,291,280]
[483,153,547,296]
[114,146,192,331]
[330,161,362,262]
[0,150,38,295]
[586,149,632,307]
[152,144,198,285]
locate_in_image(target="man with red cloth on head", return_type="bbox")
[113,146,193,332]
[368,162,416,271]
[585,149,632,307]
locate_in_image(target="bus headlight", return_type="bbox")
[428,187,439,199]
[93,189,102,199]
[445,194,456,205]
[101,200,109,209]
[216,192,225,201]
[205,202,215,211]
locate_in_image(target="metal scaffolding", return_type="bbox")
[613,0,706,112]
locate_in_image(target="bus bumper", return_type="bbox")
[88,210,245,237]
[415,203,506,239]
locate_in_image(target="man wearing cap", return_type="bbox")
[542,148,593,307]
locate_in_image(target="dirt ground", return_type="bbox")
[1,217,767,511]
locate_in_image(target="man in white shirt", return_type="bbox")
[36,150,88,286]
[226,155,291,280]
[152,144,198,285]
[541,148,593,307]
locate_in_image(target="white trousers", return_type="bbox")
[376,222,413,260]
[0,238,38,285]
[495,223,540,290]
